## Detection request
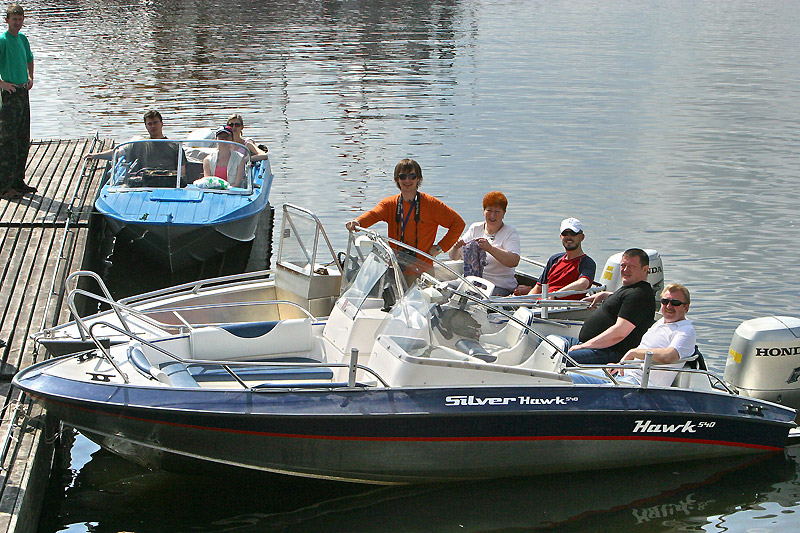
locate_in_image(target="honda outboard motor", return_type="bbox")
[724,316,800,412]
[600,249,664,301]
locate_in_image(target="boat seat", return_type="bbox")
[186,358,333,382]
[160,361,201,388]
[518,334,566,373]
[127,344,173,384]
[478,307,536,366]
[454,339,497,363]
[189,318,313,361]
[673,346,711,389]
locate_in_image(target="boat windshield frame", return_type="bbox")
[107,139,255,193]
[337,233,407,319]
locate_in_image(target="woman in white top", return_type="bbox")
[449,191,521,295]
[226,114,269,162]
[203,126,245,187]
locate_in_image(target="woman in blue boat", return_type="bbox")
[203,125,246,187]
[226,114,268,162]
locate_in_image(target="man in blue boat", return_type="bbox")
[515,217,596,299]
[571,283,696,387]
[562,248,655,365]
[0,4,36,200]
[86,110,184,177]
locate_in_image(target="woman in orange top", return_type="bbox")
[346,158,465,275]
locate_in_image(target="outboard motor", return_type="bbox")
[724,316,800,412]
[600,249,664,301]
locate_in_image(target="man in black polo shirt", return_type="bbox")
[562,248,655,365]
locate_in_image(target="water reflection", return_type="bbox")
[44,434,800,532]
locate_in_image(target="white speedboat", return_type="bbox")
[15,230,798,484]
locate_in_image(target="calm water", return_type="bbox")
[18,0,800,530]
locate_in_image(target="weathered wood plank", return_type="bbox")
[0,138,111,533]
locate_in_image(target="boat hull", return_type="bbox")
[15,362,794,484]
[103,214,261,271]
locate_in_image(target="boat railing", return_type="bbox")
[33,269,275,342]
[118,269,275,305]
[564,362,737,394]
[61,271,132,340]
[349,228,604,311]
[517,254,547,270]
[71,288,316,336]
[438,283,738,395]
[87,321,390,389]
[45,280,311,344]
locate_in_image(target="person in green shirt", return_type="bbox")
[0,4,35,199]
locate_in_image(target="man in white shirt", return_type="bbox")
[571,283,696,387]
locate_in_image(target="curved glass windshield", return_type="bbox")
[110,140,252,191]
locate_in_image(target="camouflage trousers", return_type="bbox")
[0,87,30,193]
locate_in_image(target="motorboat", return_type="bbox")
[14,229,798,484]
[94,138,274,272]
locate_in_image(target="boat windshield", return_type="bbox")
[109,139,253,191]
[374,284,440,355]
[338,237,404,318]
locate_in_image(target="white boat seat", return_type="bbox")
[160,361,201,388]
[518,334,566,374]
[189,318,313,361]
[478,307,536,366]
[673,346,710,389]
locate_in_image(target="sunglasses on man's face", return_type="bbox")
[398,173,417,181]
[228,122,243,127]
[561,230,581,237]
[661,298,686,307]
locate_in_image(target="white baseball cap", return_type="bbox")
[560,217,583,234]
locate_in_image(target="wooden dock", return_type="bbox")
[0,138,112,531]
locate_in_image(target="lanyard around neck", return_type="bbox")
[395,192,420,247]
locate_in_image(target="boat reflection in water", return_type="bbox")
[47,435,799,532]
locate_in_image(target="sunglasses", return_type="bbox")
[227,122,243,127]
[660,298,686,307]
[397,173,417,181]
[561,230,581,237]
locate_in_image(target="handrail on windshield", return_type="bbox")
[87,320,390,389]
[517,255,547,270]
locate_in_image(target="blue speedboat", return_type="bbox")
[95,138,273,271]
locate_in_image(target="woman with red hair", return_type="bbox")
[449,191,521,295]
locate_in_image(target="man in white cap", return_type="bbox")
[519,217,596,300]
